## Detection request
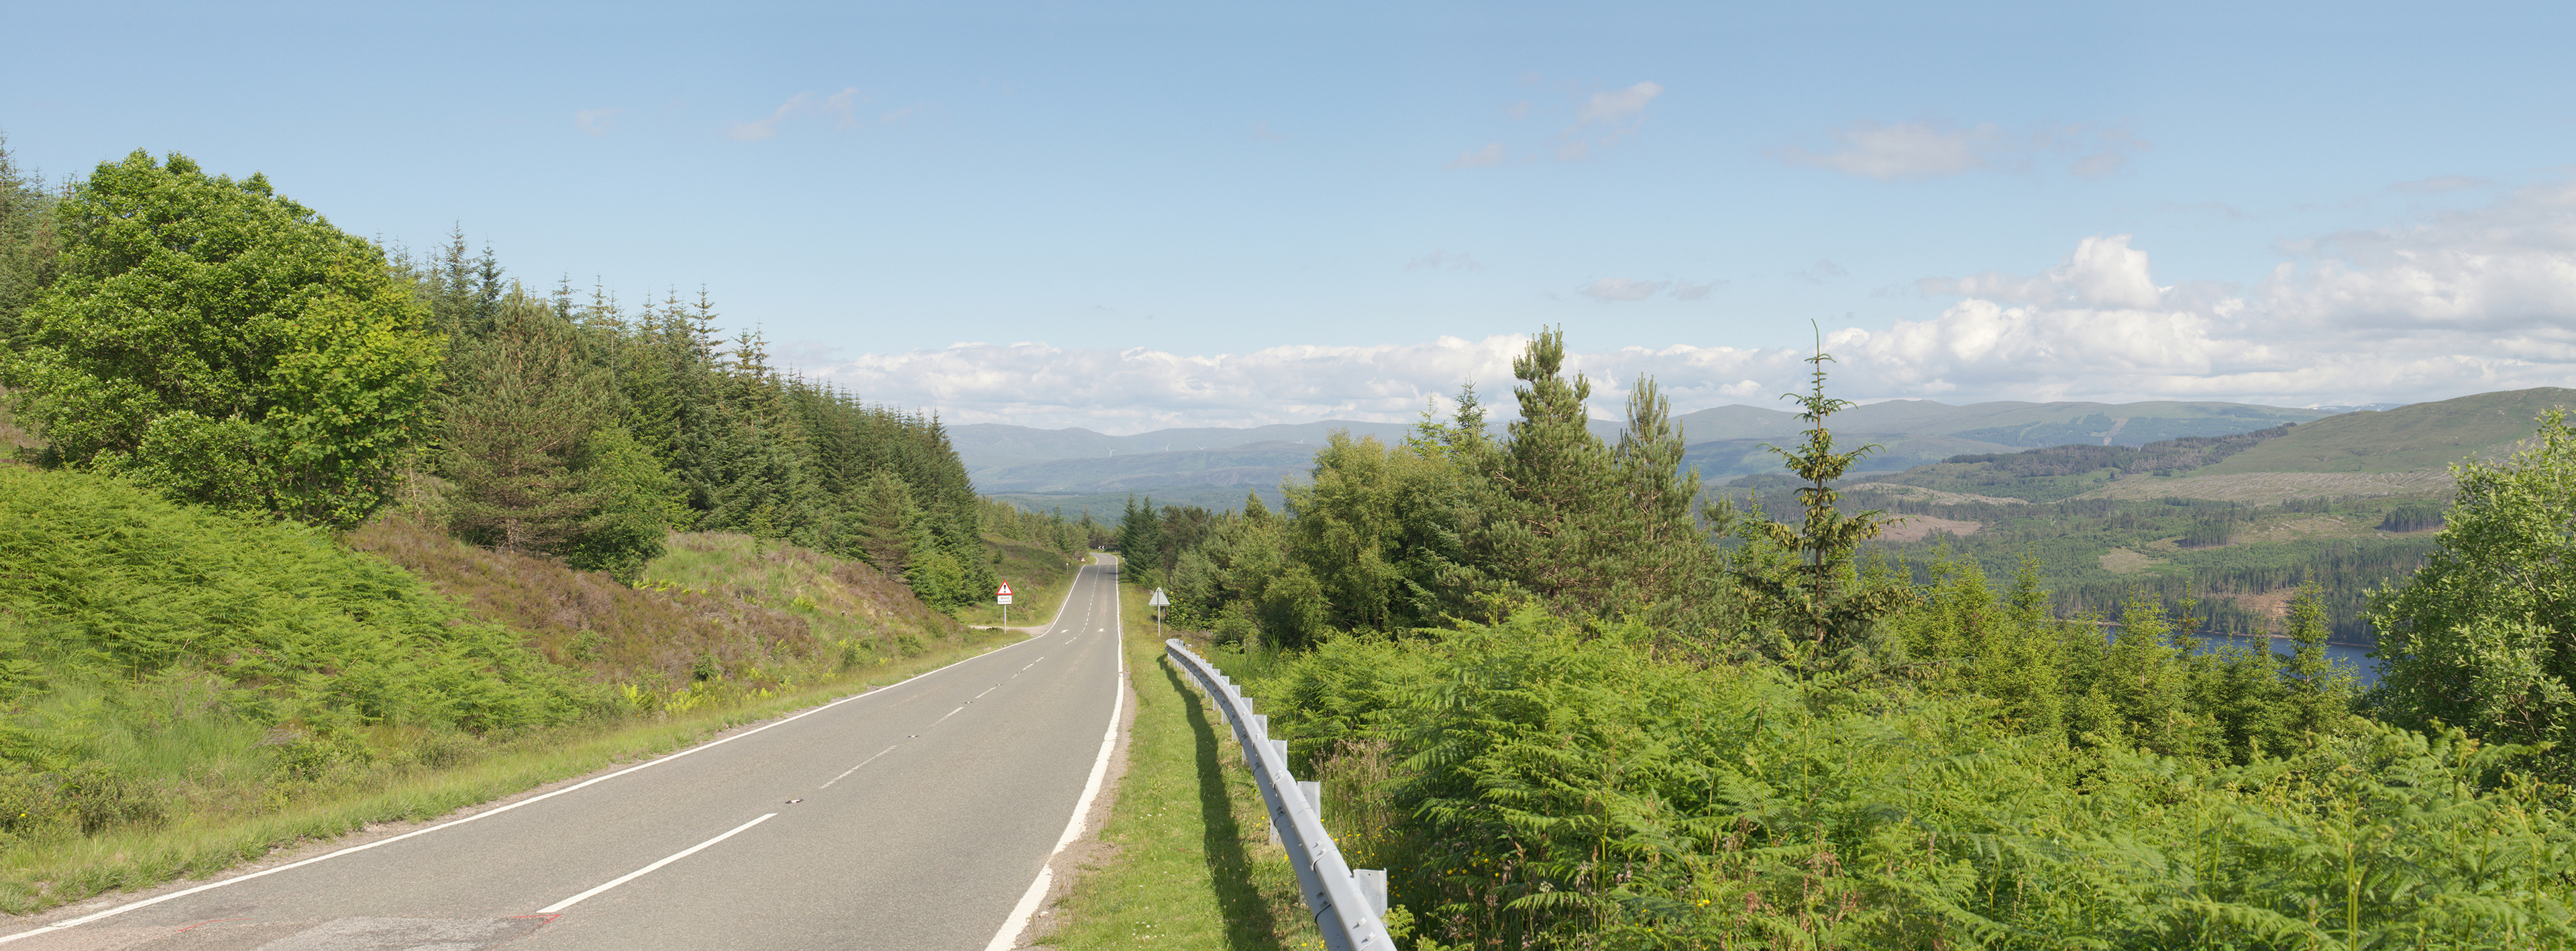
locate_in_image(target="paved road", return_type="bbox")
[2,560,1129,951]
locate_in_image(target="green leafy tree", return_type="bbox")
[2,150,439,528]
[2369,409,2576,779]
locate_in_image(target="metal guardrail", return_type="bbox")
[1165,639,1393,951]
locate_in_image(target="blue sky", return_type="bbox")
[7,1,2573,431]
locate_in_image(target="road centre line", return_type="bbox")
[537,813,777,913]
[0,615,1055,944]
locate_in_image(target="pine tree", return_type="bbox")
[441,293,611,554]
[1736,333,1910,661]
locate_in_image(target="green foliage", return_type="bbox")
[562,426,677,583]
[441,293,612,554]
[0,131,63,340]
[2,151,440,529]
[2370,409,2576,781]
[1252,613,2575,950]
[0,464,582,734]
[1738,337,1910,659]
[2380,502,2445,532]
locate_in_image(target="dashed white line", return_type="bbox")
[538,813,777,913]
[819,745,900,789]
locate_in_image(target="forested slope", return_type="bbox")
[0,138,1058,910]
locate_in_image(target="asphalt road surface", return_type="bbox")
[1,559,1130,951]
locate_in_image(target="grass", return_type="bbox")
[0,491,1034,916]
[0,621,1024,915]
[1035,572,1318,950]
[2198,387,2576,474]
[955,534,1087,629]
[2070,468,2457,503]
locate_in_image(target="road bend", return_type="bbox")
[1,559,1131,951]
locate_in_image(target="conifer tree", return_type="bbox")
[441,293,610,554]
[1737,334,1909,660]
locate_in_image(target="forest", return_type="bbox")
[1116,332,2576,948]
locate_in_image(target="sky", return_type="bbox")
[5,1,2573,433]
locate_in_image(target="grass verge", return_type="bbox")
[1033,577,1318,950]
[0,623,1023,917]
[955,538,1087,629]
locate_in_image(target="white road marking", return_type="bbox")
[0,626,1044,944]
[537,813,777,913]
[985,580,1126,951]
[819,745,900,789]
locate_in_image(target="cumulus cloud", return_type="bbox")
[802,178,2576,431]
[1775,120,2150,181]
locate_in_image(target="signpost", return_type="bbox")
[1148,587,1169,637]
[996,581,1014,628]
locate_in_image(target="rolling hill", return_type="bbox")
[2192,387,2575,476]
[967,397,2349,518]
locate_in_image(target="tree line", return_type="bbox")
[0,144,996,611]
[1119,329,2576,946]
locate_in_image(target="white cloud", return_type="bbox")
[807,336,1536,432]
[1794,259,1850,284]
[1576,81,1662,125]
[1405,249,1484,272]
[574,107,625,136]
[1445,142,1505,169]
[1774,120,2150,181]
[1672,279,1725,300]
[2391,175,2488,194]
[1582,277,1668,301]
[727,87,865,142]
[802,179,2576,431]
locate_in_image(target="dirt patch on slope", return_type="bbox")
[1878,515,1984,543]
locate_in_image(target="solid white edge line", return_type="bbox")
[0,597,1071,946]
[537,812,777,913]
[983,561,1126,951]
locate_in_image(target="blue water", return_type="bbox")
[2190,632,2379,687]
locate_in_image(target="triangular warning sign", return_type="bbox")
[996,581,1014,596]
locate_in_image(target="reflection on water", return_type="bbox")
[2190,632,2379,687]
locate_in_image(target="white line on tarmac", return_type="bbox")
[537,813,777,913]
[819,745,900,789]
[985,577,1126,951]
[0,623,1047,944]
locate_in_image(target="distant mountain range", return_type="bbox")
[961,399,2350,518]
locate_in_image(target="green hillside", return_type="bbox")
[973,441,1318,495]
[1694,432,2019,481]
[2194,387,2576,474]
